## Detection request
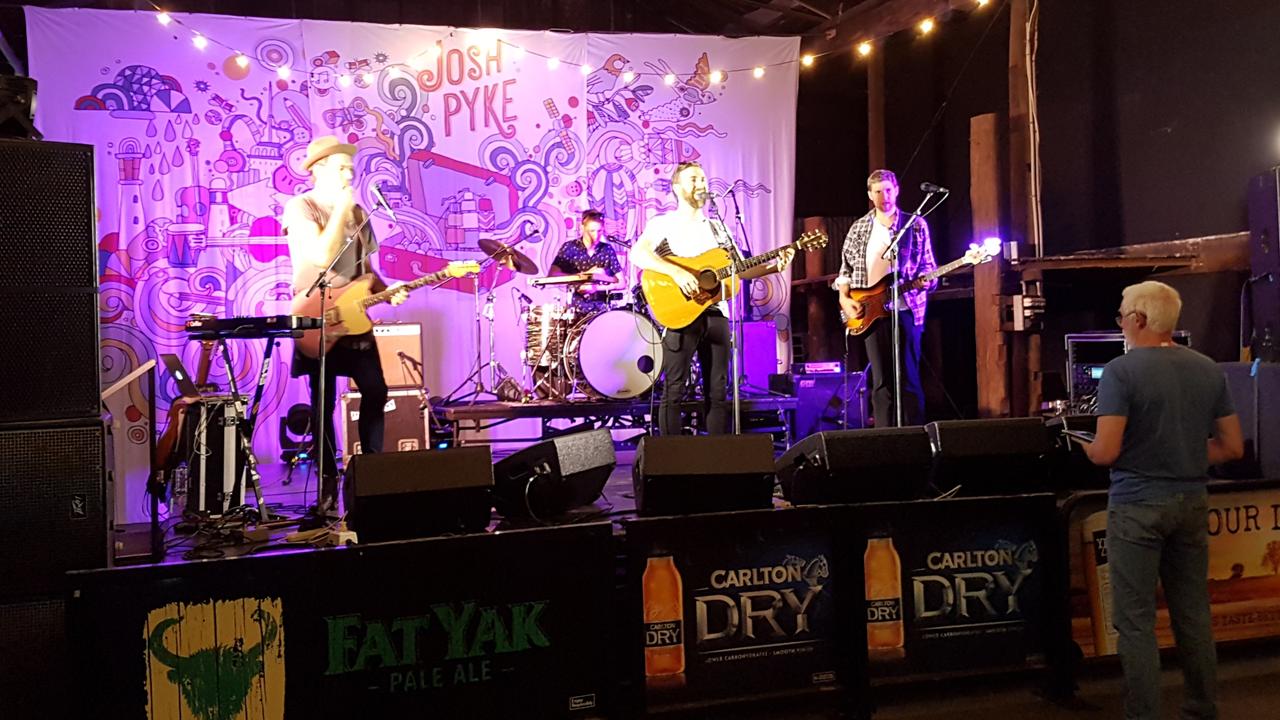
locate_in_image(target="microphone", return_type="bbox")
[694,190,725,201]
[1248,271,1275,284]
[920,182,950,194]
[370,183,399,223]
[396,351,422,368]
[513,287,534,305]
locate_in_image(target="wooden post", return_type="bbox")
[970,113,1009,417]
[1009,0,1042,414]
[802,216,831,362]
[868,48,886,172]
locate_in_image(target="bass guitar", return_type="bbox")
[841,244,997,336]
[292,261,480,357]
[641,229,827,329]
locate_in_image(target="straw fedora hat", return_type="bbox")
[303,135,357,171]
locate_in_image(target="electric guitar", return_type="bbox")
[841,244,997,336]
[641,229,828,329]
[292,261,480,357]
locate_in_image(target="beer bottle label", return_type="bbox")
[644,620,683,648]
[1090,529,1108,566]
[866,598,902,623]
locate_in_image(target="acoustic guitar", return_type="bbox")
[155,338,216,471]
[292,260,480,358]
[841,244,997,336]
[640,229,828,329]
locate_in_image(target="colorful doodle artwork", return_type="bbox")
[27,9,799,522]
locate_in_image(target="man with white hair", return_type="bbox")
[1081,280,1243,720]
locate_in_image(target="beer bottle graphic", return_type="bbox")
[864,535,905,656]
[642,555,685,676]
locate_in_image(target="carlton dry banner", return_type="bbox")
[624,508,865,711]
[68,524,614,718]
[860,495,1060,679]
[25,7,800,524]
[1067,481,1280,657]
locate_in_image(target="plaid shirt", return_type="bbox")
[834,209,938,327]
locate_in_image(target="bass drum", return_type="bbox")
[566,310,664,399]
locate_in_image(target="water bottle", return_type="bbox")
[169,463,189,517]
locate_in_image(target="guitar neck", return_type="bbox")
[717,242,794,280]
[359,269,449,309]
[895,256,970,292]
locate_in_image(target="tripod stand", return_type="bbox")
[445,255,524,404]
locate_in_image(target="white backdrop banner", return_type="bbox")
[27,7,798,521]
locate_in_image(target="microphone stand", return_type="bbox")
[707,194,743,434]
[879,190,947,427]
[726,185,755,322]
[302,206,373,516]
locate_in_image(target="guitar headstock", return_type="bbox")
[795,229,829,252]
[963,239,1001,266]
[445,260,482,278]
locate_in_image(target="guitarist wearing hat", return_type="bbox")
[283,135,409,512]
[834,169,938,427]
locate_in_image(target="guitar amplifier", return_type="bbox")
[342,389,430,457]
[179,396,246,515]
[350,323,424,391]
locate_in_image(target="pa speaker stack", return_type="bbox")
[776,427,933,504]
[493,429,616,519]
[633,434,776,516]
[344,446,494,543]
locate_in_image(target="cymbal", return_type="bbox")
[478,238,538,275]
[530,274,592,287]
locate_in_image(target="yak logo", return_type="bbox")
[145,597,285,720]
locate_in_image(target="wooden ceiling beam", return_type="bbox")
[804,0,974,56]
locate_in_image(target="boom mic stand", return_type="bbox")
[706,193,744,434]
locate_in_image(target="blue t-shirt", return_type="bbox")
[1095,346,1235,503]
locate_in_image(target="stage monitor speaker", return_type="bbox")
[493,429,616,519]
[0,421,108,600]
[926,418,1052,497]
[633,434,775,516]
[344,445,493,543]
[0,139,99,424]
[1247,168,1280,360]
[1,596,66,718]
[776,427,933,505]
[792,371,869,439]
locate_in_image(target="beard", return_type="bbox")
[678,187,706,209]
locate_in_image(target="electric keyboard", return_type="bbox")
[185,315,322,340]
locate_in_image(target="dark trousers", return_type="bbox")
[659,310,730,435]
[863,309,924,427]
[301,334,388,505]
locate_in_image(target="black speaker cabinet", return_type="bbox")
[1247,168,1280,359]
[1218,362,1280,479]
[0,139,99,425]
[776,427,933,505]
[493,429,616,519]
[633,434,776,516]
[792,371,869,439]
[0,420,108,599]
[344,446,493,543]
[926,418,1053,497]
[0,595,67,718]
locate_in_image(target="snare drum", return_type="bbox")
[565,310,664,399]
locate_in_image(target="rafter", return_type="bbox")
[805,0,972,55]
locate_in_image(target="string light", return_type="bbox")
[752,66,765,79]
[856,42,873,57]
[360,71,374,84]
[234,53,249,69]
[976,0,990,5]
[710,70,724,83]
[800,54,814,68]
[338,74,353,88]
[276,67,291,80]
[192,34,208,50]
[918,18,936,35]
[579,64,591,76]
[546,57,560,70]
[663,73,676,85]
[155,11,172,26]
[622,70,635,83]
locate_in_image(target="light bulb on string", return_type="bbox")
[234,53,249,69]
[710,70,724,84]
[360,71,374,84]
[192,34,208,50]
[622,70,635,84]
[800,54,815,68]
[663,73,676,85]
[579,64,591,76]
[752,67,765,79]
[918,18,936,35]
[276,67,291,80]
[156,11,172,26]
[338,75,353,88]
[857,42,873,57]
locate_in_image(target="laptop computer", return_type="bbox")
[160,353,203,400]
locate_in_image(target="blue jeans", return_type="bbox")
[1109,492,1217,720]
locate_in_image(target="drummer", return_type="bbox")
[549,210,625,314]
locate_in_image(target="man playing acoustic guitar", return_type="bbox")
[283,135,409,512]
[835,169,937,427]
[630,161,793,436]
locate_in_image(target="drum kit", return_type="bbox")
[474,238,664,403]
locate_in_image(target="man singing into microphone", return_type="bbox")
[283,136,408,513]
[630,161,793,435]
[834,169,937,427]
